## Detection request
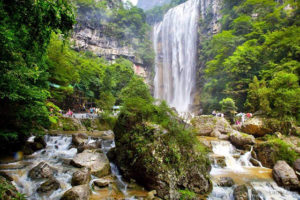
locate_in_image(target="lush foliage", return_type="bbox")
[145,0,187,24]
[75,0,155,66]
[47,34,135,110]
[0,0,75,151]
[199,0,300,123]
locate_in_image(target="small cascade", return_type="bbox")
[208,139,300,200]
[0,135,142,200]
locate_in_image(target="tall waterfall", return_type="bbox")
[153,0,200,112]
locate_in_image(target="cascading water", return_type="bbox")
[0,135,145,200]
[153,0,200,112]
[208,139,300,200]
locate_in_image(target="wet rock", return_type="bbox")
[233,185,248,200]
[146,190,157,200]
[60,184,90,200]
[272,160,300,191]
[250,158,261,167]
[92,130,115,140]
[71,168,91,186]
[0,175,20,200]
[72,133,88,146]
[210,155,226,168]
[77,140,101,153]
[216,177,234,187]
[191,115,232,136]
[37,178,60,193]
[23,136,47,155]
[229,131,255,149]
[28,162,55,179]
[71,150,110,178]
[294,158,300,173]
[0,171,13,181]
[241,117,272,137]
[93,179,110,188]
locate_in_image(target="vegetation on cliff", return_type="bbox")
[199,0,300,124]
[111,77,212,198]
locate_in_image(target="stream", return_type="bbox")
[206,138,300,200]
[0,135,147,200]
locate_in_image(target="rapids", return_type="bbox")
[0,135,147,200]
[206,138,300,200]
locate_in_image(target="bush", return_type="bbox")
[179,189,196,200]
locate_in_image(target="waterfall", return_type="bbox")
[153,0,200,112]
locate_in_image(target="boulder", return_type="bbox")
[60,184,90,200]
[191,115,232,136]
[241,117,272,137]
[28,162,55,179]
[71,168,91,186]
[92,130,115,140]
[77,140,101,153]
[229,131,255,149]
[23,136,47,155]
[272,160,300,191]
[146,190,157,200]
[37,178,60,193]
[293,158,300,172]
[233,185,248,200]
[111,121,212,199]
[71,150,110,178]
[93,179,110,188]
[72,133,88,146]
[216,177,234,187]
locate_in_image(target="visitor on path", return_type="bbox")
[212,110,216,116]
[66,109,73,117]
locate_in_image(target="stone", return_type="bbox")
[216,177,234,187]
[272,160,300,191]
[241,117,272,137]
[23,136,47,155]
[37,178,60,193]
[72,133,88,146]
[229,131,255,149]
[93,179,110,188]
[71,150,110,178]
[233,185,248,200]
[294,158,300,173]
[71,168,91,186]
[77,140,101,153]
[191,115,232,136]
[60,184,90,200]
[28,162,55,179]
[92,130,115,140]
[146,190,157,200]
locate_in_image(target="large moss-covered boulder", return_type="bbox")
[60,184,90,200]
[110,120,212,199]
[242,117,297,136]
[191,115,232,137]
[229,131,255,149]
[254,139,298,168]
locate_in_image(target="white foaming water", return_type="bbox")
[10,135,78,200]
[209,140,300,200]
[153,0,200,112]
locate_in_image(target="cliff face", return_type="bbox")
[72,2,138,63]
[137,0,171,10]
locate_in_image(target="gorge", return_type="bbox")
[0,0,299,200]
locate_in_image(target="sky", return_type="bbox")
[123,0,138,5]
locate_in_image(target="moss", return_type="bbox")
[0,176,26,200]
[179,189,196,200]
[81,119,92,131]
[263,136,298,166]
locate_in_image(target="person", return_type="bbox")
[246,113,252,118]
[212,110,216,116]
